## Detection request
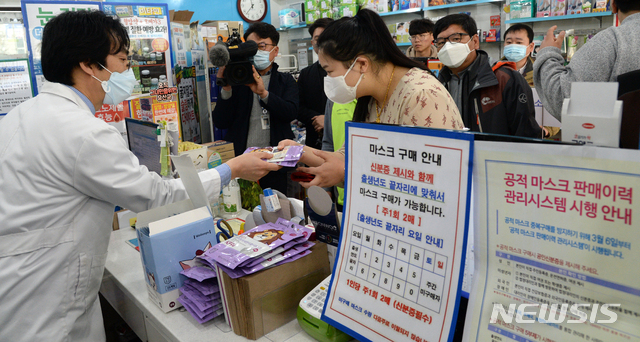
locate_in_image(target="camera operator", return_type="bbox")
[212,22,299,194]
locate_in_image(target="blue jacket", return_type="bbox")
[212,63,299,156]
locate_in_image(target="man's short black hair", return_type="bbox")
[433,14,477,39]
[615,0,640,12]
[41,10,129,86]
[244,22,280,46]
[408,18,435,36]
[504,23,534,43]
[308,18,334,36]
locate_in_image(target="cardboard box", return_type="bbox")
[136,155,217,312]
[306,10,320,23]
[561,82,622,147]
[169,9,194,25]
[337,4,359,17]
[201,140,235,168]
[305,0,319,11]
[217,243,331,340]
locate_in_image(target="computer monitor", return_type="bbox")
[125,118,162,174]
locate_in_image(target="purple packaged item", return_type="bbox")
[240,237,309,269]
[198,222,313,269]
[180,286,222,312]
[184,278,219,296]
[243,146,304,167]
[178,295,224,323]
[215,262,246,279]
[182,282,220,300]
[242,241,315,275]
[180,265,217,282]
[236,227,309,268]
[270,248,313,267]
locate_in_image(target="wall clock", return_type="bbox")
[237,0,268,23]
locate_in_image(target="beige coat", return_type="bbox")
[406,44,438,58]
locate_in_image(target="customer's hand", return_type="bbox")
[296,150,345,188]
[277,139,302,150]
[226,152,281,181]
[540,26,565,50]
[312,115,325,132]
[216,66,231,91]
[247,66,268,99]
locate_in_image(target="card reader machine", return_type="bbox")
[297,275,351,342]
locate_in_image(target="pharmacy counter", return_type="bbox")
[100,228,316,342]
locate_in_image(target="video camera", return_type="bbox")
[209,28,258,87]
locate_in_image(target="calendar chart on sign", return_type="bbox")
[345,225,447,314]
[322,123,473,342]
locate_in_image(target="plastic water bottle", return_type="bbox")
[222,178,242,217]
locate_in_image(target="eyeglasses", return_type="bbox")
[257,42,276,51]
[410,33,431,42]
[434,33,470,49]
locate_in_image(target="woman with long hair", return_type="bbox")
[280,8,463,188]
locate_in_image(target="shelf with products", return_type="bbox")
[424,0,503,11]
[378,8,423,16]
[505,11,613,23]
[276,8,423,31]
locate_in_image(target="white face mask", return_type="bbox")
[323,59,363,105]
[437,38,475,69]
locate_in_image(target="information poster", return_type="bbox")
[0,59,33,115]
[22,0,101,94]
[102,3,173,95]
[322,122,473,342]
[176,65,200,143]
[130,95,180,135]
[464,141,640,342]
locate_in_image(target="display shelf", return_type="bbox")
[424,0,503,11]
[397,42,412,46]
[505,11,612,23]
[379,8,423,16]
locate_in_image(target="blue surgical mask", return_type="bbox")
[252,48,275,70]
[92,63,137,105]
[503,44,528,62]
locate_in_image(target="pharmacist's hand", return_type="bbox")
[540,26,565,50]
[216,66,232,91]
[296,150,345,188]
[277,139,302,150]
[247,66,268,99]
[312,115,325,132]
[226,152,281,182]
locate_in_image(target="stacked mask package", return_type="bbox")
[178,266,224,323]
[197,218,315,279]
[279,8,301,28]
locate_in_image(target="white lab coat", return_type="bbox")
[0,82,223,341]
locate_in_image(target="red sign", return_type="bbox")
[95,102,130,123]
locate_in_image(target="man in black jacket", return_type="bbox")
[297,18,333,149]
[213,22,299,193]
[434,14,542,138]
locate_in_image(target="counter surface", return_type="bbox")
[101,228,317,342]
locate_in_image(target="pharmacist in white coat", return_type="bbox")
[0,10,279,342]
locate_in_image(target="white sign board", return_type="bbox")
[322,122,473,342]
[464,141,640,342]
